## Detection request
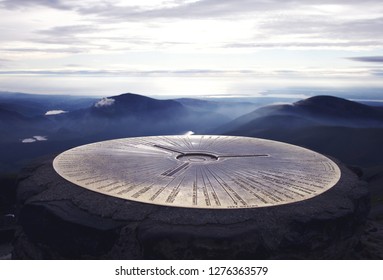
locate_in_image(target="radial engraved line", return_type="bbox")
[201,166,221,206]
[253,169,317,194]
[204,135,221,150]
[206,166,239,206]
[116,168,171,195]
[193,167,198,206]
[226,167,286,201]
[160,136,185,150]
[199,166,211,206]
[153,144,184,154]
[198,135,204,150]
[233,168,305,200]
[149,175,178,201]
[213,163,272,204]
[210,165,248,206]
[178,136,193,150]
[232,170,294,202]
[186,136,195,150]
[218,136,243,152]
[200,135,213,150]
[115,161,171,179]
[166,176,185,204]
[257,170,320,192]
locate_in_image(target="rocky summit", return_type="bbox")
[12,156,369,259]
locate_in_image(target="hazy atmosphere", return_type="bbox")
[1,0,383,97]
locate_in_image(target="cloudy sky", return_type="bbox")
[0,0,383,97]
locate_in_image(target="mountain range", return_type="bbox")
[217,95,383,167]
[1,92,383,172]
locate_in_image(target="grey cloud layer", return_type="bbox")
[0,68,374,78]
[348,56,383,63]
[32,1,383,48]
[226,41,383,49]
[38,25,99,36]
[77,0,289,20]
[0,69,259,76]
[3,0,383,19]
[2,0,383,49]
[0,0,69,10]
[4,47,87,54]
[1,0,383,75]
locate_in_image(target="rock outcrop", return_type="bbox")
[12,156,370,259]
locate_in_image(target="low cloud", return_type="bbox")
[95,97,115,108]
[33,135,47,141]
[22,138,36,143]
[21,135,48,143]
[45,110,68,115]
[183,131,195,136]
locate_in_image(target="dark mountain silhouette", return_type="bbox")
[218,95,383,133]
[219,95,383,167]
[293,95,383,124]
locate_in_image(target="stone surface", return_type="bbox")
[13,156,370,259]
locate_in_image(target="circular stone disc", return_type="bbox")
[53,135,341,209]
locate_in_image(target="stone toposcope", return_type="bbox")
[53,135,341,209]
[13,136,369,259]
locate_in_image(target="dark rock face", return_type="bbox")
[13,157,370,259]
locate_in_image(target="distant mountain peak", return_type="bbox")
[296,95,344,103]
[91,92,185,119]
[93,93,154,106]
[110,92,157,101]
[293,95,382,120]
[218,94,383,137]
[294,95,361,108]
[112,92,144,98]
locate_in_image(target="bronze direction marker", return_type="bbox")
[53,135,341,209]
